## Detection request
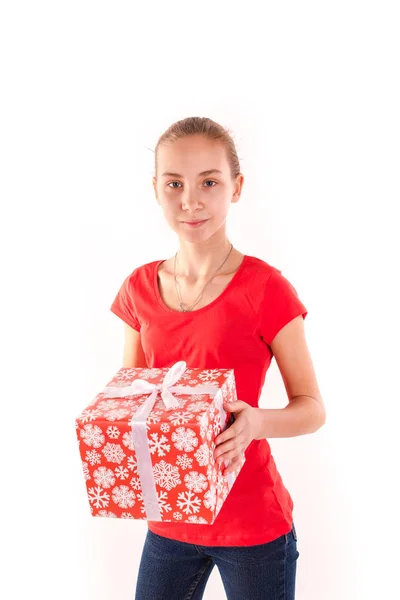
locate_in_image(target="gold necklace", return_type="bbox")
[173,243,234,312]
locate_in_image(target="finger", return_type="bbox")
[215,424,243,448]
[214,436,239,460]
[216,440,245,463]
[223,452,245,475]
[215,430,245,454]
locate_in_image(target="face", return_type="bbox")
[153,135,243,241]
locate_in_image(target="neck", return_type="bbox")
[175,239,234,279]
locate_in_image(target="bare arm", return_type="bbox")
[255,315,326,438]
[122,323,148,368]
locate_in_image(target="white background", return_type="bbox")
[1,1,399,599]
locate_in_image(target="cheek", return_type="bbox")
[163,207,182,230]
[159,202,176,218]
[212,205,230,224]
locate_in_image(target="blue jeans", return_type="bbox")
[135,523,299,599]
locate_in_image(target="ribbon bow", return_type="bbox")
[102,360,217,414]
[101,360,235,520]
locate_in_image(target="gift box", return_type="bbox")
[75,361,246,523]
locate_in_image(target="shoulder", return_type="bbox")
[243,255,305,310]
[122,259,162,287]
[244,254,282,284]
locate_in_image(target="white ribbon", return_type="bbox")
[102,361,235,520]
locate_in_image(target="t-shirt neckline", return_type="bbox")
[153,254,250,315]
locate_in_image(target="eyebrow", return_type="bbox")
[161,169,223,178]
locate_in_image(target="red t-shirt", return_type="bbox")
[110,254,308,546]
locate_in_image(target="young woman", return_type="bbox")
[110,116,326,600]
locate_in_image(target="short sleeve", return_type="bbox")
[259,268,308,346]
[110,271,141,332]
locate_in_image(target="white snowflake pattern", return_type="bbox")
[114,466,129,479]
[216,476,226,497]
[111,369,139,382]
[173,512,183,520]
[134,368,163,380]
[121,512,135,519]
[207,463,218,484]
[127,456,138,472]
[130,476,141,490]
[82,462,90,481]
[203,484,217,510]
[171,427,198,452]
[184,471,208,493]
[176,453,193,470]
[148,432,171,457]
[196,412,210,439]
[206,423,214,442]
[165,396,186,411]
[193,442,210,466]
[180,370,195,381]
[153,460,181,491]
[211,418,221,437]
[97,399,120,412]
[167,411,193,426]
[198,371,222,382]
[78,408,102,423]
[147,412,163,425]
[222,483,230,500]
[187,400,211,413]
[102,442,126,464]
[135,490,171,516]
[188,393,208,402]
[93,466,116,489]
[112,485,135,508]
[215,496,224,515]
[106,425,120,439]
[160,423,170,433]
[80,424,105,448]
[88,486,110,508]
[120,398,138,408]
[85,449,101,466]
[103,408,131,421]
[156,490,172,514]
[97,510,117,518]
[122,431,134,450]
[176,490,202,514]
[187,515,208,523]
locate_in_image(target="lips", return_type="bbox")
[182,219,207,224]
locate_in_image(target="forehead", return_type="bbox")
[158,136,229,175]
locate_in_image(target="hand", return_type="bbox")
[214,399,261,475]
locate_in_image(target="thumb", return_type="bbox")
[223,399,247,412]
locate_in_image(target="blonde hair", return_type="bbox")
[154,116,241,181]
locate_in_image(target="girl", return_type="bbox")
[110,116,326,600]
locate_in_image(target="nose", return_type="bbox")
[181,190,204,212]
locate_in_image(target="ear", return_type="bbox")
[232,173,244,203]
